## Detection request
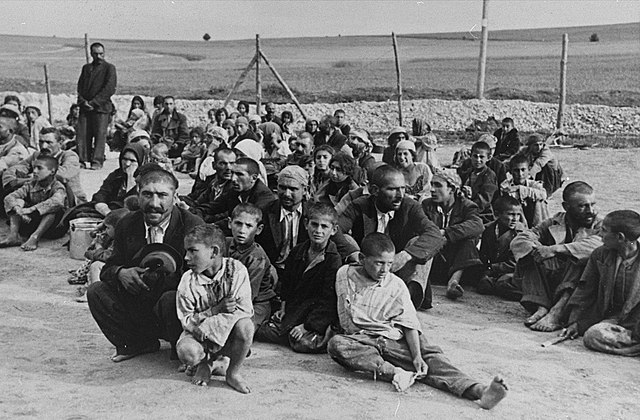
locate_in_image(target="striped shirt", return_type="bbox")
[335,264,422,340]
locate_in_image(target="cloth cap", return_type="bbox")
[527,133,546,145]
[433,168,462,188]
[249,115,262,124]
[235,116,249,125]
[139,243,182,276]
[0,104,20,118]
[477,133,497,148]
[349,130,372,146]
[395,140,416,153]
[207,126,229,142]
[277,165,309,187]
[129,129,150,141]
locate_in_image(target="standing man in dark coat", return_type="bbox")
[87,168,204,362]
[76,42,117,170]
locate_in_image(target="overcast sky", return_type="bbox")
[1,0,638,41]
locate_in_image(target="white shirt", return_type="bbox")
[144,215,172,244]
[375,207,395,234]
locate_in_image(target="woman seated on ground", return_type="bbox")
[236,100,250,118]
[23,105,51,150]
[421,168,485,304]
[111,96,151,151]
[393,140,432,201]
[382,126,409,165]
[316,152,359,206]
[66,104,80,130]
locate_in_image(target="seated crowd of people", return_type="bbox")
[1,94,638,407]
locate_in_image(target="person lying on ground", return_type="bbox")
[338,165,445,309]
[499,153,549,227]
[511,181,602,332]
[327,232,508,409]
[86,168,204,363]
[476,196,526,300]
[458,141,498,224]
[1,155,68,251]
[394,140,432,202]
[421,168,484,302]
[256,203,340,353]
[561,210,640,356]
[492,117,521,162]
[225,204,275,332]
[176,224,254,393]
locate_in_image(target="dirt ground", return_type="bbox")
[1,145,639,419]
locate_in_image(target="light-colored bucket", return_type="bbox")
[69,217,102,260]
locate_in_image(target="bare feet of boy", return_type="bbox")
[0,236,21,248]
[524,306,548,327]
[530,313,563,332]
[478,376,508,410]
[210,356,230,376]
[392,367,416,392]
[21,235,39,251]
[192,361,212,386]
[226,372,251,394]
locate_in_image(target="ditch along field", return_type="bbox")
[0,145,639,419]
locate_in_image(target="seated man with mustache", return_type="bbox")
[87,166,204,362]
[511,181,602,332]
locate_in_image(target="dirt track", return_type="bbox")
[1,146,639,419]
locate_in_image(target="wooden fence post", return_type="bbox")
[43,65,53,124]
[556,33,569,129]
[223,54,258,108]
[259,50,308,120]
[255,34,262,116]
[84,33,91,64]
[392,32,403,125]
[476,0,489,99]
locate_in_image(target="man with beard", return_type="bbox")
[76,42,117,170]
[192,157,275,224]
[338,165,445,309]
[284,132,314,167]
[87,167,204,362]
[5,127,85,203]
[511,181,602,332]
[261,102,282,126]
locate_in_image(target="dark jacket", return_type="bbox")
[493,128,521,161]
[91,143,146,206]
[421,196,484,243]
[100,207,204,303]
[77,60,117,114]
[193,178,276,224]
[151,110,189,143]
[459,166,498,224]
[235,130,259,144]
[314,130,347,150]
[339,195,445,262]
[479,220,525,275]
[280,240,341,334]
[459,157,507,187]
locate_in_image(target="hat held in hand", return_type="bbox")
[139,243,182,276]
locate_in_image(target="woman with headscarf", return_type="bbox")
[304,118,319,136]
[23,105,51,150]
[196,126,230,181]
[234,139,268,186]
[393,140,432,201]
[127,96,151,130]
[415,132,440,172]
[222,118,238,146]
[382,126,409,165]
[317,152,359,206]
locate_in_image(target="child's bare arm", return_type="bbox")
[402,327,428,377]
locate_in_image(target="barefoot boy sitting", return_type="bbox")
[176,224,254,393]
[256,202,341,353]
[1,155,68,251]
[327,233,507,410]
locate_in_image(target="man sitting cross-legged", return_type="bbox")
[176,224,254,393]
[511,181,602,332]
[327,233,507,409]
[561,210,640,356]
[338,165,445,309]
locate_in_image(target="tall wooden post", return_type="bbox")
[43,65,53,124]
[556,34,569,129]
[476,0,489,99]
[255,34,262,116]
[259,50,308,120]
[84,33,91,63]
[392,32,403,125]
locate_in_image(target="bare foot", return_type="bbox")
[192,361,212,386]
[446,281,464,300]
[478,376,508,410]
[226,372,251,394]
[20,236,38,251]
[392,367,416,393]
[0,236,21,248]
[524,307,548,327]
[530,314,563,332]
[211,356,230,376]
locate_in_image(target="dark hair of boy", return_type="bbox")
[493,196,522,215]
[153,95,164,107]
[361,232,396,257]
[508,153,529,169]
[40,126,61,141]
[370,164,402,188]
[231,203,263,225]
[185,224,226,250]
[104,208,130,227]
[471,141,491,154]
[306,202,338,225]
[334,109,345,116]
[313,144,335,158]
[235,157,260,176]
[501,117,514,125]
[562,181,593,202]
[604,210,640,241]
[330,152,356,178]
[137,166,179,190]
[35,155,59,172]
[189,126,205,139]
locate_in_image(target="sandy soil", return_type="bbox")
[1,146,639,419]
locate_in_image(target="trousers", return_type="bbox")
[77,111,110,165]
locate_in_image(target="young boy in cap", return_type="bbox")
[327,232,508,409]
[1,155,68,251]
[256,203,341,353]
[176,224,254,393]
[459,141,498,224]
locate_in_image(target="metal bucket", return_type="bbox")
[69,217,102,260]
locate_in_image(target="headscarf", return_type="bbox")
[478,133,498,149]
[433,168,462,190]
[234,139,268,185]
[119,142,146,170]
[277,165,309,187]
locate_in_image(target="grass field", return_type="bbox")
[0,22,637,105]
